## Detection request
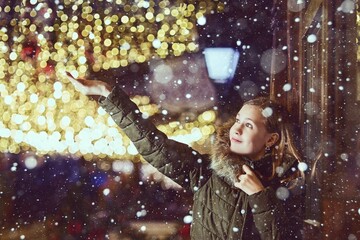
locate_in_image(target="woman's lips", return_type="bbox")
[231,137,241,143]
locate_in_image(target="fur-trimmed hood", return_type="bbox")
[210,121,247,185]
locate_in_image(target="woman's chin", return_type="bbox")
[229,146,244,155]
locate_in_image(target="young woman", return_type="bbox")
[66,72,305,239]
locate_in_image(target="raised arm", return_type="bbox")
[66,73,212,191]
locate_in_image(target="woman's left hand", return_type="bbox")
[234,164,265,195]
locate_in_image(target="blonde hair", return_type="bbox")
[244,97,303,181]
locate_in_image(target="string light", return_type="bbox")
[0,0,221,160]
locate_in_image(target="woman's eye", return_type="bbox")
[235,118,240,123]
[245,123,253,129]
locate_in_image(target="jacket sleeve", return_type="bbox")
[98,86,211,191]
[247,179,304,240]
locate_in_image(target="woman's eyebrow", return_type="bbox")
[244,117,256,123]
[236,115,256,124]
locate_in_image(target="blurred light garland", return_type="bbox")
[0,0,221,161]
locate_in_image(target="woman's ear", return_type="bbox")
[266,133,279,148]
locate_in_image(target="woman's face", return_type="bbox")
[229,104,276,160]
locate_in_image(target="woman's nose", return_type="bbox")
[234,124,243,134]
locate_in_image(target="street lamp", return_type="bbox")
[203,47,240,84]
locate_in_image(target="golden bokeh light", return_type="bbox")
[0,0,223,161]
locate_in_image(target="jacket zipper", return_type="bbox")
[240,195,249,239]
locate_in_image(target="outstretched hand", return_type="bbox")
[66,72,111,98]
[234,164,265,195]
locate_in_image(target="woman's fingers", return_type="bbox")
[66,72,89,86]
[65,73,89,95]
[65,72,97,96]
[65,72,111,97]
[242,164,254,175]
[65,71,75,78]
[235,164,265,195]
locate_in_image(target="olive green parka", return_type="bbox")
[99,86,304,240]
